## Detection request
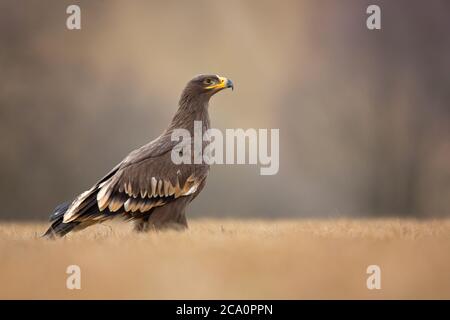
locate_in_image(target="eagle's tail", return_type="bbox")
[42,201,80,239]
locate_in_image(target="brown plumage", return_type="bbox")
[43,74,233,238]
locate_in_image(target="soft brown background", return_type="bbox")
[1,0,449,220]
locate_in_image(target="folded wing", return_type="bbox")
[62,136,208,223]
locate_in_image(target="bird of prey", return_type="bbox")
[43,74,234,238]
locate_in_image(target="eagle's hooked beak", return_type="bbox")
[224,77,234,91]
[207,76,234,91]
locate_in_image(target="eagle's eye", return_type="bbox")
[203,78,216,86]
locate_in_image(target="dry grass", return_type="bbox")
[1,218,450,299]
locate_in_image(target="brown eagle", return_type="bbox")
[44,74,233,238]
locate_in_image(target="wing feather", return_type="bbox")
[62,135,208,223]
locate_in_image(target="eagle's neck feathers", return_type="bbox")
[168,92,211,133]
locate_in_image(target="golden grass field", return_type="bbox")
[1,218,450,299]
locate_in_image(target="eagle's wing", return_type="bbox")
[61,135,208,223]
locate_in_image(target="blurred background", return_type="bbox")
[0,0,449,220]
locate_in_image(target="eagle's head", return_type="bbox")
[182,74,234,101]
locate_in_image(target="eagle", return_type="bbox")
[43,74,234,238]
